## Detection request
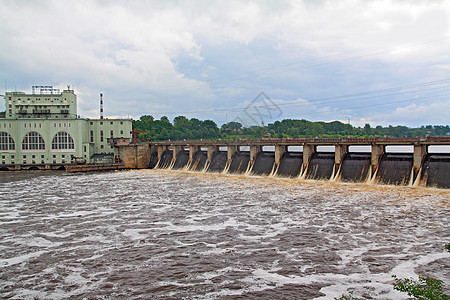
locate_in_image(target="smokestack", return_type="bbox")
[100,93,104,119]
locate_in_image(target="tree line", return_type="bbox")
[132,115,449,141]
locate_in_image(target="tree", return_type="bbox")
[173,115,189,128]
[132,114,449,141]
[140,115,154,122]
[392,275,448,300]
[364,123,372,135]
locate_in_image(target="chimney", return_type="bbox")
[100,93,104,119]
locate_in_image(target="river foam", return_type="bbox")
[0,169,448,299]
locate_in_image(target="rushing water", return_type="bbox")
[0,170,449,299]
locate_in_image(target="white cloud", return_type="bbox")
[371,100,450,126]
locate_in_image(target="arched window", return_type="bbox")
[0,132,15,150]
[22,131,45,150]
[52,132,74,150]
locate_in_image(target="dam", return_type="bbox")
[148,137,450,188]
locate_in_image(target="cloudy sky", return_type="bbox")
[1,0,449,127]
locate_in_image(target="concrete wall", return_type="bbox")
[116,143,150,169]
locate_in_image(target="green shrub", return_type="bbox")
[334,291,357,300]
[392,275,448,300]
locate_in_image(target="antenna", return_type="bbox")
[100,93,104,119]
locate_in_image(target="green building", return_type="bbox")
[0,86,132,168]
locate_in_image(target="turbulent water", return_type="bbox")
[1,170,449,299]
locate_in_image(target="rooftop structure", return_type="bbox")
[4,86,77,119]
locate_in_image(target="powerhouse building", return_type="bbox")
[0,86,132,166]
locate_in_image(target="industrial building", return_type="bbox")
[0,86,132,168]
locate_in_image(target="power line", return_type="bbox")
[130,36,450,94]
[281,92,450,119]
[111,78,450,116]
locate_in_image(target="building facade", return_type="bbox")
[0,86,132,167]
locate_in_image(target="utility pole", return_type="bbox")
[346,116,351,137]
[261,121,265,138]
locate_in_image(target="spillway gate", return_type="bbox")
[149,137,450,188]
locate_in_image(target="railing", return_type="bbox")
[33,109,51,114]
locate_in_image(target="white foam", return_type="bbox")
[0,250,47,267]
[390,252,450,279]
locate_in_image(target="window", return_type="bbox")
[90,122,93,125]
[90,131,94,143]
[22,132,45,150]
[100,131,104,142]
[100,122,103,125]
[52,132,74,150]
[0,132,15,150]
[110,130,113,137]
[120,130,123,135]
[101,145,104,149]
[120,121,123,125]
[110,122,113,125]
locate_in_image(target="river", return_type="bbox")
[1,169,449,299]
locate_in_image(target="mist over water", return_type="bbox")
[1,170,449,299]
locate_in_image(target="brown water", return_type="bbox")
[0,170,449,299]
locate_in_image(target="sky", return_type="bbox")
[1,0,449,128]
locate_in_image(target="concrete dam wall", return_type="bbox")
[149,137,450,189]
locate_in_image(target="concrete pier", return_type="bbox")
[413,144,427,176]
[188,145,198,161]
[227,146,237,166]
[335,144,348,168]
[302,144,315,173]
[371,144,385,175]
[207,146,218,162]
[157,145,168,162]
[250,145,261,164]
[275,145,286,166]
